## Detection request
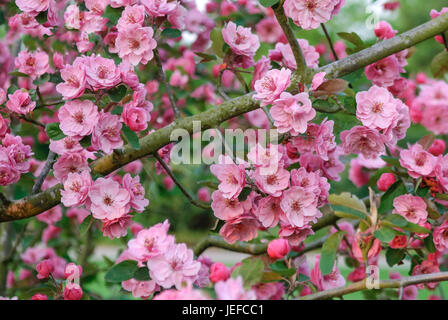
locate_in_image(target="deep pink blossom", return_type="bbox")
[6,90,36,114]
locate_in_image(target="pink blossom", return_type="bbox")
[399,143,437,178]
[36,206,62,225]
[402,285,418,300]
[278,224,314,247]
[420,104,448,135]
[270,91,315,135]
[36,259,54,280]
[82,55,121,90]
[197,187,211,202]
[116,26,157,66]
[66,208,90,224]
[6,90,36,114]
[219,215,260,244]
[147,243,201,289]
[64,4,81,29]
[16,0,50,14]
[3,134,33,173]
[365,55,401,87]
[53,152,90,182]
[127,220,175,261]
[141,0,178,16]
[209,262,230,283]
[211,190,244,220]
[88,177,130,220]
[253,282,285,300]
[222,21,260,58]
[58,99,99,138]
[256,17,284,43]
[102,214,133,239]
[250,56,271,90]
[254,196,284,228]
[356,85,399,129]
[122,279,159,298]
[215,276,256,300]
[56,64,86,100]
[117,5,146,31]
[14,50,49,79]
[63,282,83,300]
[49,136,83,155]
[280,186,321,228]
[433,219,448,251]
[412,260,440,290]
[122,173,149,212]
[64,263,82,281]
[374,21,397,39]
[61,171,93,207]
[210,160,246,200]
[31,294,48,300]
[153,285,209,300]
[253,166,290,197]
[393,194,427,225]
[91,111,123,154]
[435,155,448,193]
[284,0,339,30]
[310,255,346,291]
[428,139,446,156]
[269,40,320,70]
[122,104,149,132]
[253,68,291,107]
[267,238,290,259]
[340,126,385,159]
[377,172,396,191]
[312,72,326,90]
[349,158,370,188]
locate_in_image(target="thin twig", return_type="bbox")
[299,272,448,300]
[442,32,448,51]
[17,115,45,128]
[31,151,57,195]
[153,152,210,209]
[153,48,180,118]
[321,23,339,61]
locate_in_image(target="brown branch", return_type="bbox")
[299,272,448,300]
[31,151,57,195]
[321,23,339,61]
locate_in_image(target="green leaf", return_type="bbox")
[111,106,123,115]
[259,0,279,7]
[402,222,430,234]
[431,51,448,78]
[105,260,139,283]
[237,187,252,202]
[133,267,151,281]
[161,28,181,38]
[45,123,66,141]
[378,181,407,214]
[210,28,225,58]
[194,52,217,63]
[9,71,30,78]
[385,248,405,267]
[79,136,91,148]
[103,5,122,26]
[380,155,401,168]
[269,261,296,277]
[374,227,396,243]
[79,215,94,237]
[383,214,408,228]
[33,73,50,86]
[424,234,436,253]
[337,32,367,54]
[108,85,127,102]
[320,231,345,275]
[232,258,264,288]
[122,125,140,150]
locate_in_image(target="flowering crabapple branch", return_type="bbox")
[1,12,448,223]
[31,151,57,195]
[298,272,448,300]
[153,152,210,209]
[318,11,448,78]
[321,23,339,61]
[272,2,310,82]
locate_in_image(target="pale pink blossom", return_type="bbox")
[222,21,260,58]
[253,166,290,197]
[122,279,159,299]
[16,0,50,14]
[215,276,256,300]
[270,91,316,135]
[61,171,93,207]
[147,243,201,289]
[53,152,90,182]
[49,137,83,155]
[253,68,291,107]
[122,173,149,212]
[312,72,326,90]
[82,55,121,90]
[280,186,321,228]
[399,143,437,178]
[254,196,285,228]
[290,167,330,207]
[6,90,36,114]
[56,64,86,100]
[2,134,33,173]
[393,194,428,225]
[210,160,246,200]
[116,26,157,66]
[153,285,209,300]
[433,219,448,251]
[219,215,260,244]
[356,85,399,130]
[256,17,284,43]
[37,205,62,225]
[88,177,130,220]
[58,99,99,138]
[284,0,339,30]
[91,111,123,154]
[141,0,178,16]
[15,50,49,79]
[128,220,175,261]
[269,39,320,70]
[340,126,385,159]
[211,190,244,220]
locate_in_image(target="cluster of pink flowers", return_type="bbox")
[284,0,345,30]
[222,21,260,68]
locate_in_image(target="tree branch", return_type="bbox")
[299,272,448,300]
[1,13,447,222]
